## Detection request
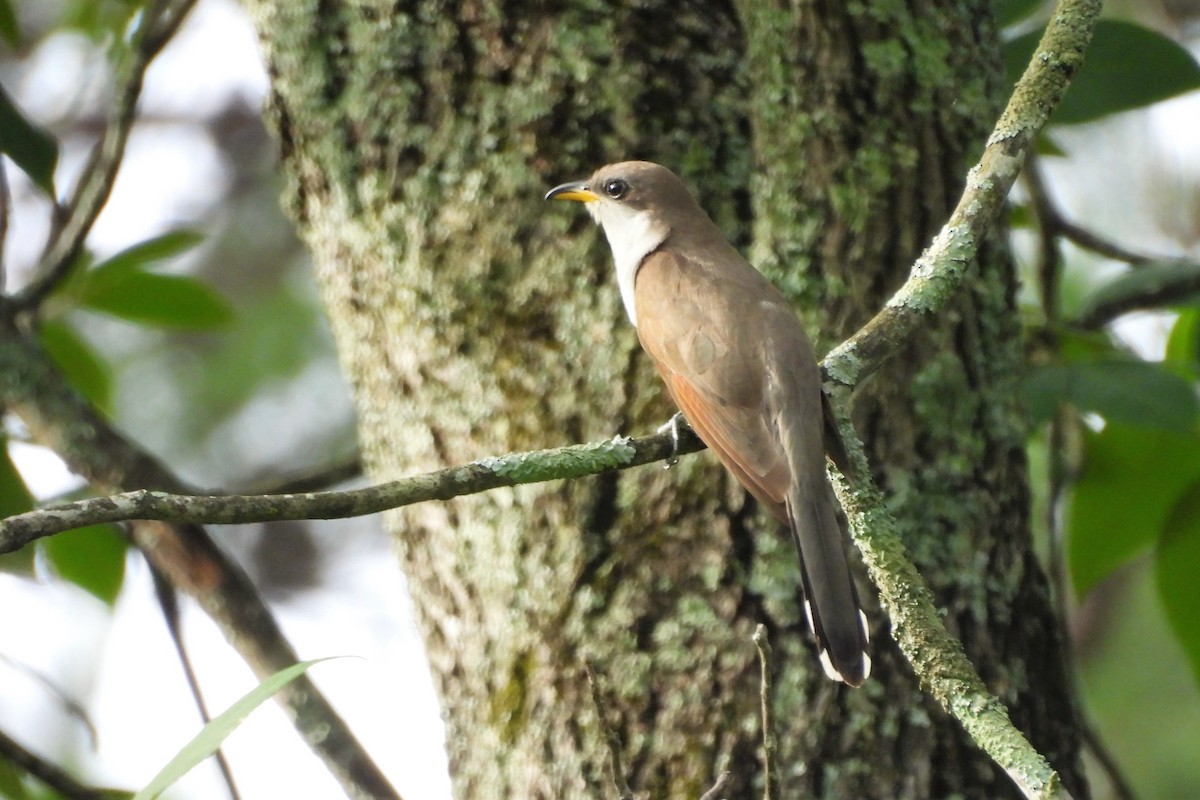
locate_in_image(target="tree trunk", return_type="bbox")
[247,1,1087,797]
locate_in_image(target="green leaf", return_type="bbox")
[41,524,127,606]
[0,83,58,196]
[0,757,33,800]
[1078,261,1200,324]
[79,271,234,329]
[1034,134,1066,157]
[0,437,33,519]
[1068,423,1200,595]
[39,320,112,411]
[1004,20,1200,124]
[1166,307,1200,365]
[0,0,19,49]
[74,231,230,329]
[0,437,35,575]
[63,0,142,42]
[997,0,1044,27]
[1009,202,1032,229]
[89,230,204,277]
[1023,359,1200,433]
[1157,481,1200,689]
[133,659,337,800]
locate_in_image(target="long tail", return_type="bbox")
[787,482,871,687]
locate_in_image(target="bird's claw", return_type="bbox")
[657,412,686,469]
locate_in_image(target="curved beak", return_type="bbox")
[545,180,599,203]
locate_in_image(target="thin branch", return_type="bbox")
[1057,214,1178,266]
[238,455,363,495]
[699,771,733,800]
[0,158,10,290]
[584,661,635,800]
[1025,158,1065,326]
[1081,723,1138,800]
[1027,157,1200,330]
[0,653,97,748]
[0,430,702,550]
[1073,265,1200,329]
[149,559,242,800]
[12,0,198,309]
[0,728,119,800]
[751,625,779,800]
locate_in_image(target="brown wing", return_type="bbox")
[633,249,791,519]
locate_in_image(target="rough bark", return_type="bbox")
[246,1,1087,797]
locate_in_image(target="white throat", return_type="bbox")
[587,202,668,328]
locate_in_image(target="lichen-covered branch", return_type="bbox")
[822,0,1103,392]
[0,429,702,552]
[828,411,1070,800]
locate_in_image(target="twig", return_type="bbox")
[1027,157,1200,330]
[0,427,701,548]
[1072,265,1200,329]
[1080,723,1138,800]
[1025,158,1065,325]
[0,728,118,800]
[149,559,242,800]
[13,0,198,309]
[239,455,363,495]
[0,158,10,290]
[698,771,732,800]
[751,625,779,800]
[1030,155,1139,800]
[584,661,635,800]
[0,653,97,748]
[1058,217,1167,266]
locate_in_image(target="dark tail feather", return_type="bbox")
[788,485,871,687]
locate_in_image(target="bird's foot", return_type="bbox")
[656,412,686,469]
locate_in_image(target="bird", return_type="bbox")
[546,161,870,686]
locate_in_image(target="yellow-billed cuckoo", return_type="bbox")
[546,161,871,686]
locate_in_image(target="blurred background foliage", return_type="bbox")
[0,0,1199,797]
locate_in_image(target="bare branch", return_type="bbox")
[0,159,10,290]
[12,0,199,309]
[699,771,732,800]
[1073,262,1200,329]
[584,661,635,800]
[1027,157,1200,330]
[148,558,242,800]
[1058,217,1163,265]
[751,625,779,800]
[241,455,363,495]
[1025,158,1066,326]
[0,728,119,800]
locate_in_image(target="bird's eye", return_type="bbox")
[604,178,629,200]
